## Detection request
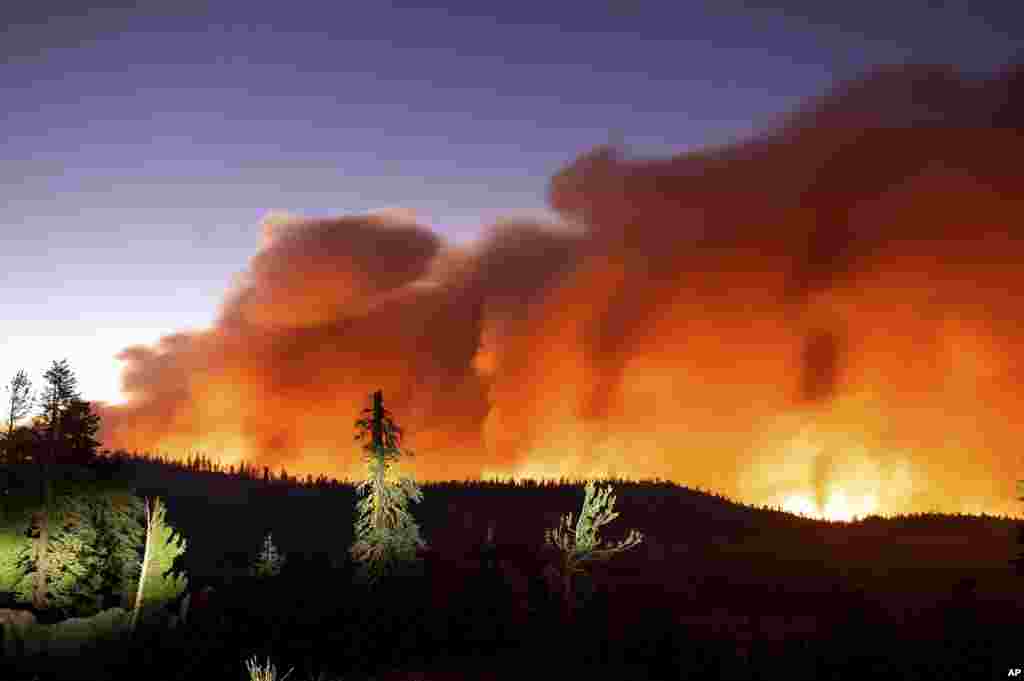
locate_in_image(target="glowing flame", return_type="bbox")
[780,488,879,522]
[480,457,631,485]
[780,494,819,518]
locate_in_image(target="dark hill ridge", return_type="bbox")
[2,450,1020,679]
[71,451,1022,618]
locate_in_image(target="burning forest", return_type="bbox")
[88,61,1024,522]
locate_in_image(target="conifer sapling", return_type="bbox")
[251,530,287,578]
[544,480,644,621]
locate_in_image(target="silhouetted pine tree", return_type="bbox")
[26,358,83,609]
[464,518,521,651]
[57,397,103,466]
[1,423,45,465]
[1,369,36,464]
[1012,480,1024,576]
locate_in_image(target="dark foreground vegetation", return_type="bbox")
[1,447,1021,681]
[1,362,1022,679]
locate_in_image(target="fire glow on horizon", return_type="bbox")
[77,62,1024,522]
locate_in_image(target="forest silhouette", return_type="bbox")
[1,361,1022,679]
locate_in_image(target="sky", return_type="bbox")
[2,1,1022,519]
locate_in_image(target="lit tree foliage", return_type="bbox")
[10,493,109,616]
[7,479,147,618]
[544,480,644,622]
[130,496,189,633]
[25,358,83,609]
[250,530,287,578]
[348,389,427,589]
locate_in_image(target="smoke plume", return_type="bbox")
[94,61,1024,519]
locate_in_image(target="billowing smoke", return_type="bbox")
[94,61,1024,519]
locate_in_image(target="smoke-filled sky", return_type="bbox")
[3,2,1023,520]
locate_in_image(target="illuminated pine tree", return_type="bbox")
[130,496,189,634]
[250,530,287,578]
[6,478,185,621]
[544,480,644,623]
[348,389,427,589]
[10,486,138,617]
[27,358,82,609]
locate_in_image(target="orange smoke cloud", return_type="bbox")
[94,61,1024,519]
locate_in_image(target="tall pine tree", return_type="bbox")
[29,359,82,609]
[10,485,144,617]
[57,398,103,466]
[349,389,428,588]
[38,359,82,455]
[3,464,166,620]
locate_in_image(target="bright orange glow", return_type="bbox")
[89,64,1024,520]
[780,490,879,523]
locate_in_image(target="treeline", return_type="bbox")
[4,358,1023,581]
[104,446,682,493]
[1,359,104,467]
[1,357,353,488]
[113,449,348,488]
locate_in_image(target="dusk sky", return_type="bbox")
[2,2,1022,518]
[3,0,1017,407]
